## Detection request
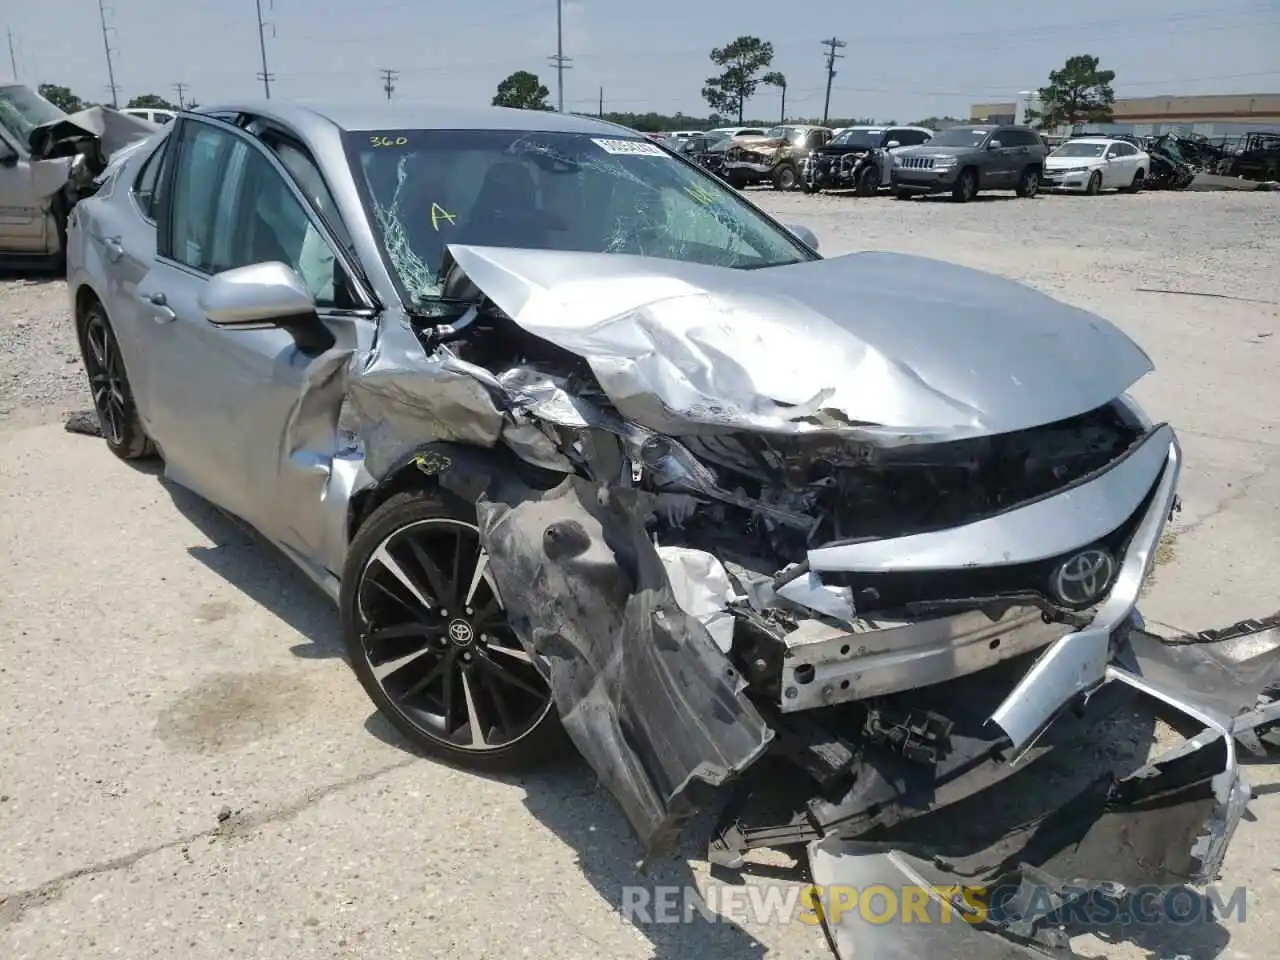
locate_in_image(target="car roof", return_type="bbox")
[196,100,638,138]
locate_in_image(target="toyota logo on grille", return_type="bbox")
[1050,549,1116,606]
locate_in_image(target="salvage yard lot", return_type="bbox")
[1,189,1278,959]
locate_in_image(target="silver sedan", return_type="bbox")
[65,100,1280,960]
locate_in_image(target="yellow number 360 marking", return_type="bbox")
[369,135,409,148]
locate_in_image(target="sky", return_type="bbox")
[4,0,1279,123]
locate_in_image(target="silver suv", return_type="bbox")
[890,123,1047,202]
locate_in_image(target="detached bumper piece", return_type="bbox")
[800,617,1280,960]
[476,477,775,855]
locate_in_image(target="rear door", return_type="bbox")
[140,115,372,560]
[1108,142,1136,186]
[998,128,1032,186]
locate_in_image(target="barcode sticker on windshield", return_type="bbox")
[591,138,668,157]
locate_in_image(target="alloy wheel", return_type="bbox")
[83,311,129,447]
[354,517,553,752]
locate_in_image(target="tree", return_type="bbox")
[1029,55,1116,131]
[492,71,552,111]
[761,71,786,124]
[127,93,176,110]
[701,36,775,125]
[37,84,84,113]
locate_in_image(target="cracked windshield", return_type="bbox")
[343,128,809,304]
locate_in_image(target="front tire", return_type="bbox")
[951,168,978,202]
[855,165,879,197]
[1086,171,1102,195]
[773,164,798,191]
[340,490,562,771]
[77,300,154,461]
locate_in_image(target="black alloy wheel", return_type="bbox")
[951,168,978,202]
[78,303,153,460]
[341,491,560,770]
[1016,166,1040,198]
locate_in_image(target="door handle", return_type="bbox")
[144,291,176,323]
[103,236,124,261]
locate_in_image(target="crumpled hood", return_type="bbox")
[446,244,1153,440]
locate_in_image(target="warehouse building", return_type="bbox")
[969,93,1280,136]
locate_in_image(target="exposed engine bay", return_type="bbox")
[419,275,1144,598]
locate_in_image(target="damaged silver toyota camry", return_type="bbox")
[67,103,1280,958]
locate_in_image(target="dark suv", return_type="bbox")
[890,124,1046,202]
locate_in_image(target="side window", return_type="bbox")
[1104,144,1119,158]
[165,124,239,272]
[220,146,343,307]
[132,137,172,221]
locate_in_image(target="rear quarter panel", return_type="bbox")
[67,142,164,433]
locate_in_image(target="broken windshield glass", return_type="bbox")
[342,128,815,305]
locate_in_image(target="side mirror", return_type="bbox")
[199,261,335,354]
[885,140,901,149]
[987,139,1003,150]
[785,223,820,252]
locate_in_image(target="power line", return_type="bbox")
[6,28,17,81]
[255,0,275,99]
[98,0,120,108]
[548,0,572,112]
[820,36,846,126]
[173,81,189,108]
[380,67,398,100]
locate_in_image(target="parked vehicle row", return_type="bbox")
[685,121,1158,203]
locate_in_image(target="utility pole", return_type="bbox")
[255,0,274,99]
[820,36,846,126]
[380,68,398,100]
[7,28,17,81]
[173,82,188,108]
[598,87,603,118]
[98,0,120,108]
[547,0,572,111]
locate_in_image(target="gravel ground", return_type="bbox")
[0,274,81,429]
[1,188,1278,960]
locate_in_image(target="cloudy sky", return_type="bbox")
[6,0,1278,122]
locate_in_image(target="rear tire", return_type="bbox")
[1015,166,1040,198]
[1122,170,1145,193]
[76,300,154,461]
[951,168,978,202]
[340,490,564,772]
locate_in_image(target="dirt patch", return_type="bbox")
[156,671,315,754]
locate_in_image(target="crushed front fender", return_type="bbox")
[475,476,775,855]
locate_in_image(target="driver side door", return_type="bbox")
[141,115,372,567]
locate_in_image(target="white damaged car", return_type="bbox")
[1041,136,1150,194]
